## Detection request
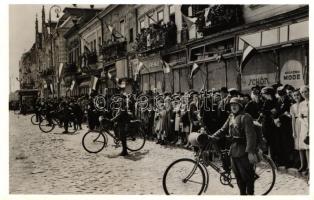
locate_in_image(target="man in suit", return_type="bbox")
[210,97,258,195]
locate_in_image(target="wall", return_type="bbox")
[243,5,306,24]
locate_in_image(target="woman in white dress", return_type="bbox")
[290,89,306,172]
[299,86,309,175]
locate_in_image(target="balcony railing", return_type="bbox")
[81,52,98,68]
[134,22,177,53]
[64,63,79,76]
[40,68,54,77]
[101,40,127,63]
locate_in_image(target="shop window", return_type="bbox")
[261,28,278,46]
[289,20,308,41]
[279,26,288,43]
[238,32,261,50]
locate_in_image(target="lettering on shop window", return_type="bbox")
[248,77,269,86]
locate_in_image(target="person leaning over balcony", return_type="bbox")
[209,97,258,195]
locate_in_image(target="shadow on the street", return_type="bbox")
[124,150,150,161]
[53,131,81,135]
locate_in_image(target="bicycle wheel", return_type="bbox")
[126,127,146,151]
[82,130,107,153]
[254,154,276,195]
[163,158,206,195]
[39,118,55,133]
[31,114,44,125]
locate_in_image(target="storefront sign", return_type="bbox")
[242,73,276,90]
[280,60,304,88]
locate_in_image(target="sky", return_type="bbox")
[9,4,105,92]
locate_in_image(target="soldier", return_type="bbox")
[110,95,132,156]
[209,97,258,195]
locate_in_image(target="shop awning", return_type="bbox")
[79,80,90,87]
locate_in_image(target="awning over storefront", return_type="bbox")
[79,80,90,87]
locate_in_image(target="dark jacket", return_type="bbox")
[213,112,257,158]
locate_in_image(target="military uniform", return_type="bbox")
[213,111,257,195]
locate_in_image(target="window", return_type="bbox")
[139,20,145,32]
[261,28,278,46]
[120,19,125,36]
[289,20,308,41]
[169,5,175,14]
[279,26,288,43]
[157,10,164,23]
[129,28,134,43]
[148,14,154,25]
[98,36,102,47]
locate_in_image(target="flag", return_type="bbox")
[182,14,197,30]
[240,38,257,73]
[204,7,211,26]
[106,23,123,39]
[190,63,199,79]
[49,83,54,94]
[161,59,171,74]
[58,63,64,79]
[43,80,48,89]
[90,76,98,90]
[134,61,144,80]
[107,71,112,79]
[70,80,76,91]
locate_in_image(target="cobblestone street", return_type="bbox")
[9,112,309,195]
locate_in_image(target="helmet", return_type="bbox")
[229,97,243,108]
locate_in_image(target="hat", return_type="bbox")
[251,85,261,91]
[228,88,238,93]
[261,86,275,95]
[229,97,243,108]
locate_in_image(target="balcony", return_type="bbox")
[64,63,79,76]
[101,40,127,63]
[195,5,243,36]
[134,22,177,53]
[40,68,54,77]
[81,51,98,67]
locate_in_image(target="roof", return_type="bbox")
[63,11,100,38]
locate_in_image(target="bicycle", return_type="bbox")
[162,134,276,195]
[82,117,146,154]
[38,111,77,133]
[31,112,45,125]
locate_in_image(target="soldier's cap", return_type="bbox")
[229,97,243,108]
[251,85,261,91]
[220,87,228,93]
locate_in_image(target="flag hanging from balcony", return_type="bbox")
[70,80,76,91]
[106,23,124,39]
[90,76,98,91]
[58,63,64,79]
[182,14,197,30]
[181,5,197,30]
[107,71,112,79]
[161,59,171,74]
[190,62,199,79]
[49,83,54,94]
[240,38,257,73]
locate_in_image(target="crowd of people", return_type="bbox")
[32,83,309,175]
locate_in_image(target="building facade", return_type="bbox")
[20,4,309,98]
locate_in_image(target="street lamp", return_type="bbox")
[48,5,61,98]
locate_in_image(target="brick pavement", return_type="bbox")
[9,112,309,195]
